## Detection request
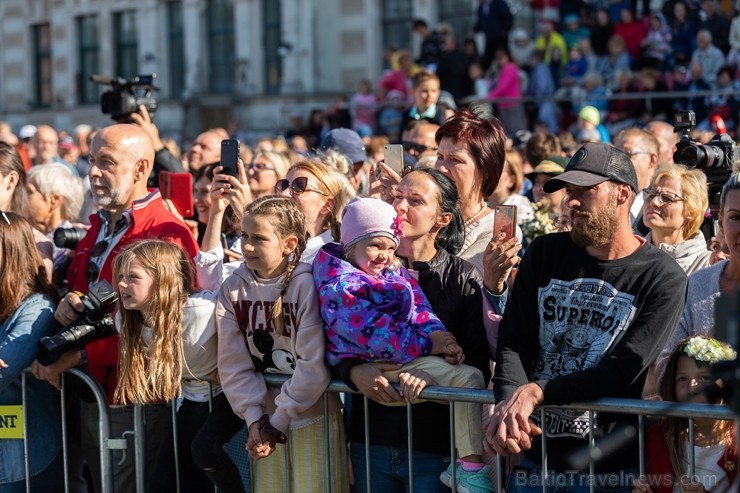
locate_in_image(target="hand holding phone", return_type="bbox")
[382,144,404,176]
[493,205,517,240]
[159,171,193,218]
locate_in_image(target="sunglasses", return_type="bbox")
[275,177,327,196]
[86,239,110,284]
[0,210,9,225]
[401,141,438,155]
[642,188,684,206]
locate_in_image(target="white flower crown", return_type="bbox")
[681,336,737,365]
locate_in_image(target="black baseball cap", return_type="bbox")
[543,142,638,193]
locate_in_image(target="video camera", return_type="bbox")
[672,110,737,211]
[90,74,159,122]
[36,280,118,366]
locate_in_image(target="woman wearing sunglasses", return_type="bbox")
[642,163,711,274]
[275,160,355,262]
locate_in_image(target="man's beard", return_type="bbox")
[570,203,618,248]
[92,182,128,208]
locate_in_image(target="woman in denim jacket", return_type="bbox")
[0,211,61,491]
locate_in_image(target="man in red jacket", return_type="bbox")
[32,123,198,493]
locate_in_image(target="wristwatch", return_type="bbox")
[78,348,88,367]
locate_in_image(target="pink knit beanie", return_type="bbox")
[340,197,403,249]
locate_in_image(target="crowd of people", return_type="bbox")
[1,2,740,493]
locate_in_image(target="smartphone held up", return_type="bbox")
[220,139,240,178]
[493,205,517,240]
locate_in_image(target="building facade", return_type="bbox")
[0,0,477,139]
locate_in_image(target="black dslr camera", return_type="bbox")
[672,110,737,211]
[90,74,159,122]
[36,280,118,366]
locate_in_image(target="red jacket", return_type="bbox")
[645,422,737,493]
[67,190,198,403]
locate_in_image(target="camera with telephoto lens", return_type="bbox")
[90,74,159,122]
[673,110,737,211]
[53,226,88,250]
[36,280,118,366]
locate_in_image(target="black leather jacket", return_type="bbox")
[334,248,492,454]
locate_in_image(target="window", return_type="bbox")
[207,0,235,94]
[167,1,185,99]
[114,11,138,80]
[32,23,52,107]
[77,15,100,105]
[382,0,413,52]
[439,0,475,45]
[262,0,281,95]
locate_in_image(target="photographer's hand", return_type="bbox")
[129,105,165,151]
[31,350,81,391]
[55,292,85,326]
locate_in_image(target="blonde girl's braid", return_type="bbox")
[244,195,307,336]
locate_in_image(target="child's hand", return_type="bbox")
[247,421,275,460]
[0,358,7,369]
[429,331,456,355]
[443,343,465,365]
[632,477,654,493]
[398,369,436,402]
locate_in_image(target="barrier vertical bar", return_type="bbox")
[496,454,504,493]
[21,371,30,493]
[449,401,457,493]
[324,393,333,493]
[171,400,180,493]
[407,401,414,493]
[589,411,595,493]
[638,414,645,478]
[133,404,145,493]
[364,396,371,493]
[541,408,547,493]
[61,375,70,493]
[688,417,695,478]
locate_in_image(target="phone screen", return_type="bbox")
[383,144,404,174]
[220,139,240,178]
[494,205,517,240]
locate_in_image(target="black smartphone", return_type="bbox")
[220,139,240,178]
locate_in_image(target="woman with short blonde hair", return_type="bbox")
[642,163,710,274]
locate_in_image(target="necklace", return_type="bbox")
[463,202,487,229]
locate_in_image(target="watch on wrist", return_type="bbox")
[78,348,88,367]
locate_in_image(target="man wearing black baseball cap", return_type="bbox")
[484,142,687,491]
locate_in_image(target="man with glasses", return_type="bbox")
[614,127,661,235]
[32,123,198,493]
[484,142,687,493]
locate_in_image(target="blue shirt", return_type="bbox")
[0,293,61,483]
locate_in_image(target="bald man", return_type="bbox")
[187,129,223,171]
[645,120,679,166]
[32,124,198,493]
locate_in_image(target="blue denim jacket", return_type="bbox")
[0,293,61,483]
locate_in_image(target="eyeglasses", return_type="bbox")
[0,210,9,225]
[275,177,327,196]
[86,239,110,284]
[642,188,684,206]
[401,141,438,155]
[248,162,276,172]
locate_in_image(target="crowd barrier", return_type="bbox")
[10,370,738,493]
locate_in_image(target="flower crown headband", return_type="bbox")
[680,336,737,367]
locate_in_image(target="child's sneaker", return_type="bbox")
[439,461,494,493]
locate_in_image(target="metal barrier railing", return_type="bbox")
[14,371,738,493]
